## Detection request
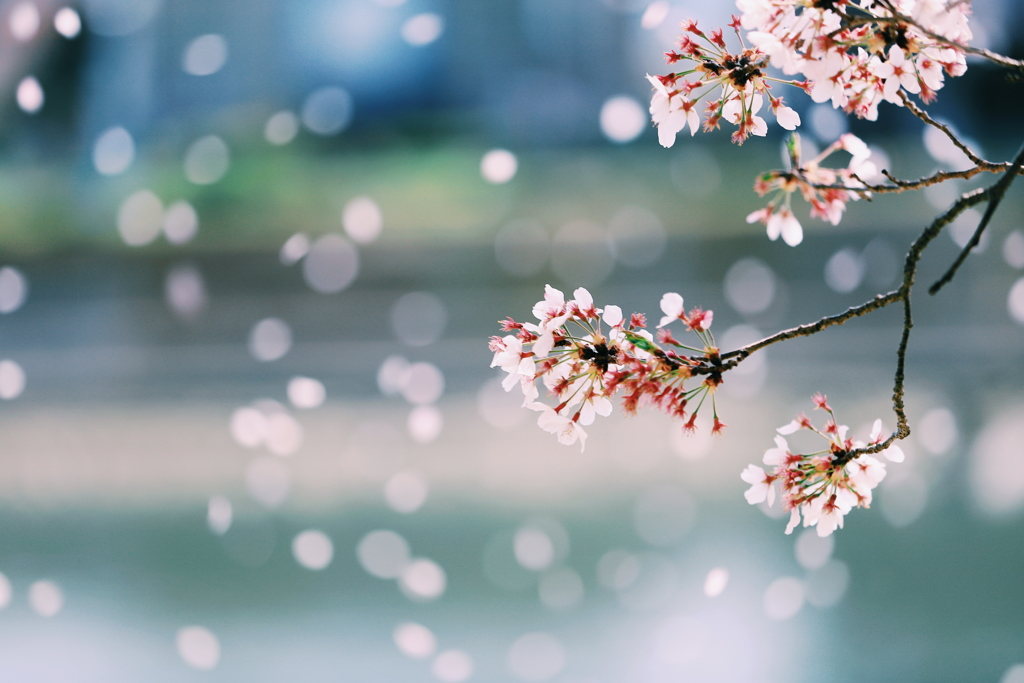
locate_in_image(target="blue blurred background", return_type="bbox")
[2,0,1024,681]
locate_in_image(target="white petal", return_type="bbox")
[884,444,905,463]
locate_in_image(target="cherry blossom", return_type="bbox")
[491,286,725,450]
[741,395,900,536]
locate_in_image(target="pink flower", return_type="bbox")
[658,292,684,328]
[741,464,776,506]
[766,206,803,246]
[528,403,588,451]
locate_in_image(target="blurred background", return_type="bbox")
[1,0,1024,680]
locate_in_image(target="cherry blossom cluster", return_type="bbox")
[649,1,971,147]
[490,285,724,450]
[738,0,969,119]
[741,394,905,536]
[649,16,801,147]
[745,132,876,245]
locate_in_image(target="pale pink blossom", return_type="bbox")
[741,464,775,506]
[658,292,684,328]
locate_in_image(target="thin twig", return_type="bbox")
[721,186,991,462]
[898,91,986,166]
[929,141,1024,295]
[807,162,1022,195]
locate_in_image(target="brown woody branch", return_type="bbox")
[720,174,999,462]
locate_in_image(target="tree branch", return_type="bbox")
[898,91,986,166]
[720,185,992,462]
[929,141,1024,295]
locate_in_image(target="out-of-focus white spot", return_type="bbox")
[302,233,359,294]
[176,626,220,670]
[633,484,696,547]
[182,34,227,76]
[248,318,291,362]
[264,110,299,146]
[394,622,436,659]
[93,126,135,176]
[400,362,445,405]
[164,264,206,318]
[0,572,11,609]
[597,549,641,591]
[408,405,443,443]
[923,124,975,170]
[640,1,669,29]
[9,2,40,41]
[302,86,353,136]
[1004,231,1024,269]
[432,650,473,683]
[495,219,548,277]
[482,531,537,591]
[725,258,776,315]
[0,360,27,400]
[808,104,848,141]
[804,559,849,608]
[0,267,28,314]
[763,576,804,620]
[377,355,411,396]
[265,411,303,456]
[551,219,614,288]
[918,407,957,455]
[862,237,899,288]
[342,196,383,244]
[81,0,162,37]
[949,207,987,251]
[1001,663,1024,683]
[969,406,1024,517]
[795,528,834,570]
[481,149,518,184]
[288,376,326,409]
[28,580,63,617]
[617,552,678,611]
[391,291,446,346]
[703,567,729,597]
[401,12,443,46]
[118,190,163,247]
[538,567,584,611]
[292,529,333,570]
[600,96,646,144]
[719,324,768,400]
[384,471,429,513]
[245,456,290,508]
[230,407,267,448]
[508,632,566,681]
[54,7,81,38]
[924,177,961,211]
[16,77,43,114]
[279,233,310,266]
[399,558,446,601]
[609,206,666,268]
[880,473,928,527]
[652,615,706,665]
[207,495,232,535]
[514,527,554,571]
[162,201,199,245]
[1009,278,1024,325]
[824,247,864,293]
[477,375,528,429]
[357,530,411,579]
[184,135,230,185]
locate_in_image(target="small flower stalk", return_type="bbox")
[490,285,726,451]
[741,396,905,536]
[745,132,876,245]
